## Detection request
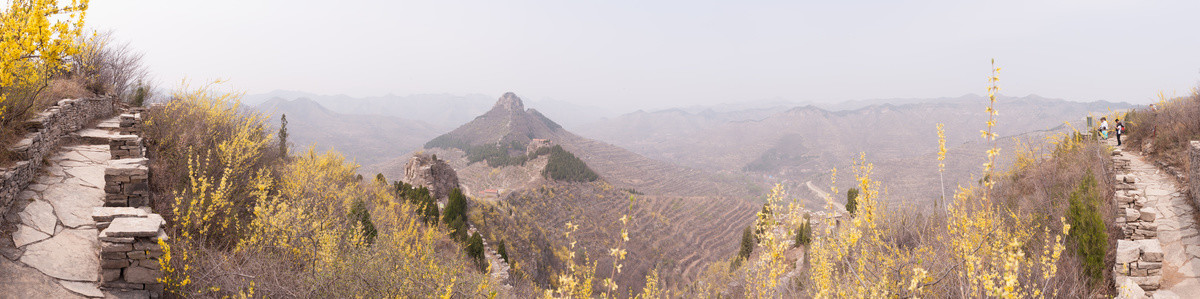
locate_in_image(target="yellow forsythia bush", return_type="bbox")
[148,87,497,297]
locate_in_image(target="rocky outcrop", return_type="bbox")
[493,92,525,112]
[403,153,460,199]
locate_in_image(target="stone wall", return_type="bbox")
[109,135,143,159]
[1113,149,1163,291]
[0,98,115,216]
[93,207,166,294]
[105,111,150,207]
[105,159,149,207]
[97,107,163,296]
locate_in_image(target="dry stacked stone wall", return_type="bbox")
[0,98,115,215]
[1112,149,1164,291]
[104,111,149,207]
[94,207,167,294]
[97,107,163,296]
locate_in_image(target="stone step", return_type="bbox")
[70,128,122,145]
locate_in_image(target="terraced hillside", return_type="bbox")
[469,181,761,295]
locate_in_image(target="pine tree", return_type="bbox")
[846,187,859,216]
[739,225,755,260]
[422,199,440,226]
[496,240,509,263]
[348,199,377,245]
[278,114,289,158]
[132,84,147,107]
[442,188,467,225]
[466,232,486,271]
[794,216,812,247]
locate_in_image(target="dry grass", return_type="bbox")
[1124,87,1200,173]
[991,139,1118,297]
[0,76,95,166]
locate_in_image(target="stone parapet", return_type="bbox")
[1,97,115,217]
[1112,150,1163,292]
[93,207,166,296]
[105,158,150,207]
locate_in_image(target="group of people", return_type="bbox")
[1098,116,1126,146]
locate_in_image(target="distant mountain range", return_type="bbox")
[245,90,620,130]
[250,89,1132,208]
[254,97,444,166]
[360,92,763,290]
[364,92,754,198]
[575,94,1132,206]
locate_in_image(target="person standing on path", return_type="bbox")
[1115,118,1125,146]
[1099,117,1109,139]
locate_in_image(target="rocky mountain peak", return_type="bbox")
[493,92,525,112]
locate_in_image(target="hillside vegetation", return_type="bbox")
[1124,88,1200,171]
[659,65,1115,298]
[1,3,151,164]
[143,85,498,297]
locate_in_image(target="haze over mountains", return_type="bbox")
[250,89,1131,207]
[357,93,762,290]
[245,90,620,130]
[248,90,1134,290]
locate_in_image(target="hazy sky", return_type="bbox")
[87,0,1200,110]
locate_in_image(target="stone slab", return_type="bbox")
[105,158,148,176]
[0,258,84,299]
[60,280,104,298]
[18,200,57,234]
[1118,239,1143,264]
[124,266,161,284]
[13,224,52,248]
[91,207,147,222]
[64,165,106,189]
[1140,207,1158,222]
[104,214,163,237]
[43,183,104,228]
[19,228,99,282]
[1116,277,1145,299]
[1181,258,1200,278]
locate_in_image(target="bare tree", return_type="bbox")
[73,30,152,103]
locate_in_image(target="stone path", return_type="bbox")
[0,116,145,298]
[1117,141,1200,298]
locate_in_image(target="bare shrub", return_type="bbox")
[73,30,152,102]
[1125,87,1200,170]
